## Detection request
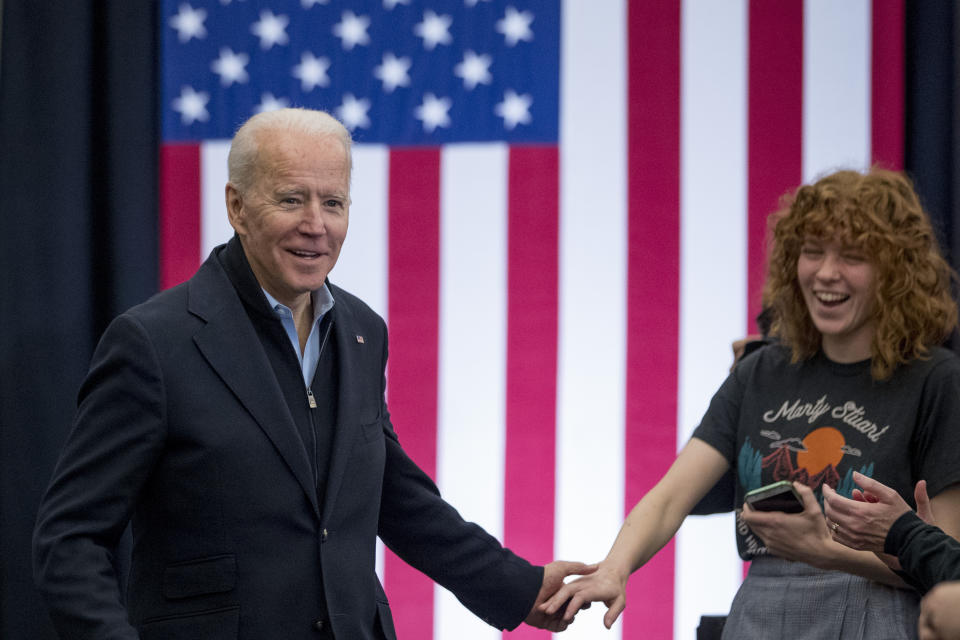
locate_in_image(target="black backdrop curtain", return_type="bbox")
[906,1,960,262]
[0,2,957,639]
[0,2,157,638]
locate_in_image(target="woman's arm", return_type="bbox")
[540,437,730,627]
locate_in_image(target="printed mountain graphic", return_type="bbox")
[762,446,793,479]
[761,445,840,490]
[809,465,841,490]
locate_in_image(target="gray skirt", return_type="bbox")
[721,556,920,640]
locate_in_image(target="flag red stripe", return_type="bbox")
[159,144,202,290]
[747,0,803,332]
[871,0,905,170]
[384,148,442,640]
[624,2,681,637]
[502,145,559,640]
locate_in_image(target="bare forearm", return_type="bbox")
[603,490,689,579]
[813,539,907,588]
[604,440,729,579]
[539,439,729,628]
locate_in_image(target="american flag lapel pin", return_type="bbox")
[356,335,365,344]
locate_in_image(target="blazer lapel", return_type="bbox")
[188,256,321,518]
[319,302,365,523]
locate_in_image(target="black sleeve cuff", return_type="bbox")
[884,511,923,556]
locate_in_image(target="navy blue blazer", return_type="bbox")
[34,243,542,639]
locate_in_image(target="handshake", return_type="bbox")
[523,560,628,632]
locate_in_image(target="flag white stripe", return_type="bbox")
[201,141,232,258]
[435,144,509,640]
[335,144,390,320]
[678,0,750,441]
[803,0,873,181]
[556,0,628,637]
[676,1,749,638]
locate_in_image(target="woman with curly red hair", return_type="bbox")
[543,168,960,638]
[766,169,957,380]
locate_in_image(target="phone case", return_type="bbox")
[744,480,803,513]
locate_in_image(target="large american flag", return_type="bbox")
[159,1,903,638]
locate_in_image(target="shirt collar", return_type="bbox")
[261,284,335,325]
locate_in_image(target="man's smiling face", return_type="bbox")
[227,129,350,310]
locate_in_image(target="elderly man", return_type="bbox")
[34,108,589,640]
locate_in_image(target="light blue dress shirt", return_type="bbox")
[262,285,335,386]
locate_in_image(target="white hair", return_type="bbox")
[227,108,353,193]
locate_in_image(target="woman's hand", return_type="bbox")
[740,482,834,566]
[822,473,933,554]
[538,560,628,629]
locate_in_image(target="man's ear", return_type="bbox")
[226,184,245,235]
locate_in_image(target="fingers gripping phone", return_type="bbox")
[744,480,803,513]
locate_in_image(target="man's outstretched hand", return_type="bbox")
[524,561,597,632]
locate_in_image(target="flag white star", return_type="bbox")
[494,89,532,130]
[336,94,372,131]
[255,92,290,113]
[333,11,371,51]
[172,86,210,125]
[414,93,452,133]
[414,10,453,51]
[464,0,491,6]
[169,4,207,43]
[302,0,328,7]
[383,0,411,9]
[251,10,290,50]
[292,52,331,92]
[374,52,412,93]
[210,48,249,86]
[454,50,493,90]
[496,6,534,47]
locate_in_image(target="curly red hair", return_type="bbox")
[764,168,958,380]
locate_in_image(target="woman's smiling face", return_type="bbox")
[797,236,877,363]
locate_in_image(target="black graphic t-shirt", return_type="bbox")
[692,344,960,560]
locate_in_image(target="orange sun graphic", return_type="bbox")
[795,427,845,475]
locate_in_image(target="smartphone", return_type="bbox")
[744,480,803,513]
